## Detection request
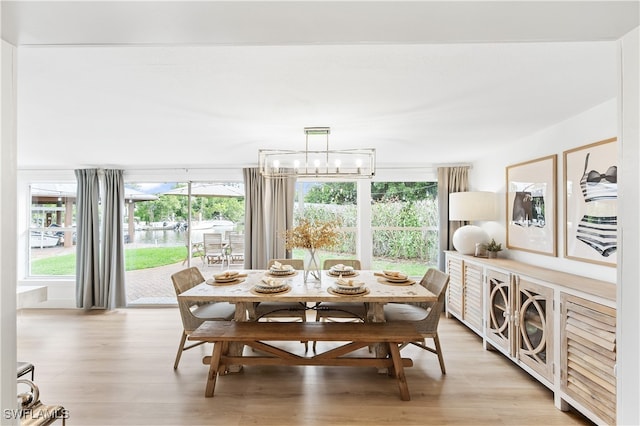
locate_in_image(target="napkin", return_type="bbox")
[214,271,239,280]
[271,261,294,271]
[383,270,408,280]
[336,278,364,287]
[261,277,285,287]
[331,264,354,272]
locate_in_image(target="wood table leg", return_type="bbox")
[225,302,249,374]
[205,341,223,397]
[388,342,411,401]
[368,302,391,373]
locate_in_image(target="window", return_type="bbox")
[292,180,438,277]
[124,181,245,304]
[29,183,77,276]
[292,181,357,266]
[371,182,439,276]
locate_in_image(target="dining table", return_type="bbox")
[178,268,437,371]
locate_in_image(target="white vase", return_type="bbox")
[303,248,321,283]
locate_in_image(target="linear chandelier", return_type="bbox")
[259,127,376,179]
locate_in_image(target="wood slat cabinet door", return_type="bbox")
[485,268,513,355]
[561,293,616,425]
[446,255,463,319]
[515,277,554,382]
[463,262,483,332]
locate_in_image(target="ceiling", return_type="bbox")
[3,1,639,171]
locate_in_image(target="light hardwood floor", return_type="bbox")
[16,308,592,426]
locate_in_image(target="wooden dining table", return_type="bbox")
[178,269,437,370]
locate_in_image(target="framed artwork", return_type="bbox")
[563,137,617,267]
[506,154,557,256]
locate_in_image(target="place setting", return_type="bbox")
[205,270,247,286]
[326,263,359,277]
[251,277,291,295]
[266,261,298,277]
[328,277,369,296]
[374,270,416,286]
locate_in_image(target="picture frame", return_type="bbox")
[563,137,617,267]
[506,154,557,256]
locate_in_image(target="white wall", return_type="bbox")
[472,27,640,424]
[1,39,19,422]
[617,26,640,426]
[471,98,617,283]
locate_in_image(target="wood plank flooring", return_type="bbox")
[16,309,593,425]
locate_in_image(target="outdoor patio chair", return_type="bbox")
[203,233,227,268]
[228,233,245,264]
[171,267,236,369]
[383,267,450,374]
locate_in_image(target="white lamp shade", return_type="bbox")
[449,191,496,255]
[452,225,490,255]
[449,191,497,221]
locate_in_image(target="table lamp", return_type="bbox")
[449,191,497,255]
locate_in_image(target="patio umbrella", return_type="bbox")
[161,183,245,198]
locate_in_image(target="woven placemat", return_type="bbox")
[376,277,416,286]
[206,278,246,286]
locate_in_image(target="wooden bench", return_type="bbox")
[188,321,423,401]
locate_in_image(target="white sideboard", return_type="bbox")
[445,251,616,425]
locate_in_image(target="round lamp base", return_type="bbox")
[452,225,490,255]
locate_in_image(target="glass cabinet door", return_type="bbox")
[517,277,554,381]
[485,269,513,355]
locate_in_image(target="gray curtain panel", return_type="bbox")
[101,169,126,309]
[437,166,469,270]
[75,168,101,309]
[243,168,296,269]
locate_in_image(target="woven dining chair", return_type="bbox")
[383,267,450,374]
[253,259,308,350]
[312,259,366,351]
[315,258,366,321]
[171,267,236,369]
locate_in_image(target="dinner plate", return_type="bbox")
[328,286,369,296]
[252,284,291,294]
[206,278,245,286]
[382,275,410,283]
[268,269,297,276]
[212,276,239,283]
[376,277,416,286]
[334,280,365,291]
[327,269,357,277]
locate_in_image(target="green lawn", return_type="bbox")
[32,246,435,277]
[31,246,187,276]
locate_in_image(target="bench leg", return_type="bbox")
[205,341,223,397]
[388,343,411,401]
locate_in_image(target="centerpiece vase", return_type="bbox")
[303,248,321,283]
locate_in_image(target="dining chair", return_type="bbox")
[203,233,226,268]
[383,267,450,374]
[254,259,308,350]
[171,267,236,369]
[312,259,366,351]
[315,258,366,321]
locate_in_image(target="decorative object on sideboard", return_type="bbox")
[449,191,497,255]
[486,239,502,258]
[259,127,376,179]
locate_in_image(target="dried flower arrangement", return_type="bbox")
[284,218,341,250]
